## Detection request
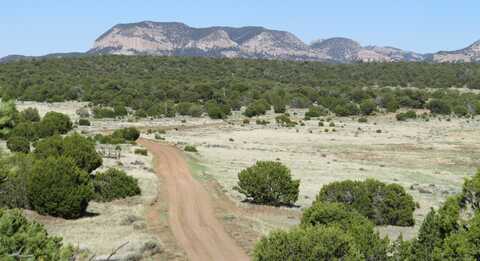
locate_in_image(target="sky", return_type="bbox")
[1,0,480,57]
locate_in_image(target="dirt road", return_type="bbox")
[138,138,250,261]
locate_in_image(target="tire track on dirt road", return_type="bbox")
[138,138,250,261]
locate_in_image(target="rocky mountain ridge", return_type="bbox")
[2,21,480,63]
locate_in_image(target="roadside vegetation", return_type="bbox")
[253,170,480,260]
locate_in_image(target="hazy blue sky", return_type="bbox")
[1,0,479,57]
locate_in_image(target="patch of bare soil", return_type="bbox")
[138,138,249,261]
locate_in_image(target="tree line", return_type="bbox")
[1,56,480,119]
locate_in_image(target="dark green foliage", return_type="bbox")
[234,161,300,206]
[244,99,270,117]
[315,179,415,226]
[92,168,141,202]
[275,114,297,127]
[134,148,148,156]
[6,136,30,153]
[253,226,361,261]
[427,99,451,115]
[184,145,198,152]
[78,118,91,126]
[334,102,360,116]
[358,117,368,123]
[10,122,38,141]
[396,110,417,121]
[19,107,40,122]
[0,100,18,139]
[1,56,480,121]
[301,202,389,260]
[205,101,227,119]
[27,157,93,219]
[360,99,377,115]
[36,112,72,138]
[112,127,140,141]
[305,106,327,118]
[0,153,34,209]
[93,106,116,118]
[34,133,102,173]
[0,208,73,260]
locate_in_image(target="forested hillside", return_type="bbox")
[1,56,480,118]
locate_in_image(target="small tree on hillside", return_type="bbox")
[234,161,299,206]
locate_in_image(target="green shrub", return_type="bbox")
[19,107,40,122]
[93,106,116,118]
[134,148,148,156]
[36,112,72,138]
[360,99,377,115]
[0,208,74,260]
[27,157,93,219]
[329,122,335,127]
[275,114,297,127]
[427,99,451,115]
[205,101,227,119]
[315,179,415,226]
[255,119,269,125]
[358,117,368,123]
[243,119,250,124]
[396,110,417,121]
[305,106,327,118]
[0,153,34,209]
[93,168,140,202]
[301,202,389,260]
[244,99,270,117]
[253,226,361,260]
[78,118,91,126]
[34,133,102,173]
[10,122,38,141]
[7,136,30,153]
[112,127,140,141]
[234,161,299,206]
[184,145,198,152]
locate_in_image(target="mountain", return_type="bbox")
[88,21,426,62]
[2,21,480,64]
[430,40,480,63]
[0,52,86,64]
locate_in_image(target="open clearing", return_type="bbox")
[18,101,480,258]
[163,110,480,240]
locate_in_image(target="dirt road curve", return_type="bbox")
[138,138,250,261]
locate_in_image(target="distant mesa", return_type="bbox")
[2,21,480,63]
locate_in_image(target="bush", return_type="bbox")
[0,153,34,209]
[34,134,102,173]
[184,145,198,152]
[78,118,91,126]
[305,106,327,118]
[205,101,227,119]
[315,179,415,226]
[255,119,269,125]
[36,112,72,138]
[253,226,361,260]
[427,99,451,115]
[93,168,140,202]
[134,148,148,156]
[93,106,116,118]
[360,99,377,115]
[234,161,300,206]
[301,202,389,260]
[27,157,93,219]
[396,110,417,121]
[244,99,270,117]
[19,107,40,122]
[358,117,368,123]
[275,114,297,127]
[0,208,73,259]
[7,136,30,153]
[112,127,140,141]
[10,122,38,141]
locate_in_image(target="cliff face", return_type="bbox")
[4,21,479,64]
[431,41,480,63]
[89,21,428,62]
